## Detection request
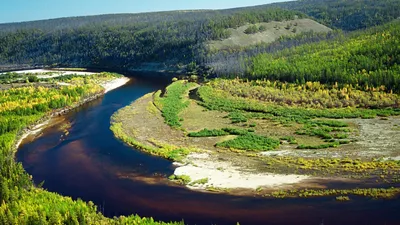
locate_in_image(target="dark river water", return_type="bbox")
[17,75,400,225]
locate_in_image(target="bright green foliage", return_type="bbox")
[110,121,190,162]
[250,21,400,93]
[216,133,280,151]
[196,79,400,149]
[197,81,400,122]
[336,196,350,201]
[168,175,192,185]
[190,178,209,185]
[157,81,196,128]
[268,187,400,199]
[208,78,400,109]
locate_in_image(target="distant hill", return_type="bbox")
[0,0,399,75]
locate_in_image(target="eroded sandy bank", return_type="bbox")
[15,75,130,149]
[174,152,309,190]
[102,77,130,93]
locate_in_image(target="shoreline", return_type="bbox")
[173,152,310,191]
[109,84,400,196]
[15,76,130,149]
[110,92,314,193]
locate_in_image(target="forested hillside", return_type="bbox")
[0,0,399,74]
[248,20,400,93]
[0,8,303,73]
[274,0,400,31]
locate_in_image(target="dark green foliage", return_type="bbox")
[188,128,229,137]
[27,76,39,83]
[187,127,252,137]
[221,127,249,135]
[312,120,348,128]
[280,136,297,144]
[227,112,248,123]
[0,7,303,72]
[274,0,400,31]
[335,133,349,139]
[216,133,280,151]
[297,142,340,149]
[258,25,267,32]
[296,128,333,140]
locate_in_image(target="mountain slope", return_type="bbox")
[0,0,399,75]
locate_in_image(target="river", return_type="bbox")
[17,75,400,225]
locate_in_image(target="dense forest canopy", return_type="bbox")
[0,0,399,74]
[0,7,303,72]
[273,0,400,31]
[245,20,400,93]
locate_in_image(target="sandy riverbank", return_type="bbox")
[0,69,97,77]
[174,152,309,190]
[15,76,130,149]
[15,120,51,148]
[102,77,130,93]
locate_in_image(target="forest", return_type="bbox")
[0,0,399,75]
[1,0,400,224]
[247,21,400,93]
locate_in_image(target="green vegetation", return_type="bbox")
[0,73,183,224]
[196,79,400,150]
[280,136,297,144]
[244,25,258,34]
[250,21,400,93]
[267,187,400,199]
[227,112,248,123]
[110,120,191,162]
[207,78,400,109]
[0,7,304,73]
[261,156,400,180]
[188,128,229,137]
[277,0,400,31]
[198,80,400,120]
[169,175,192,185]
[336,196,351,201]
[297,142,339,149]
[188,127,252,137]
[190,178,209,186]
[1,0,399,76]
[156,81,196,128]
[216,133,280,151]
